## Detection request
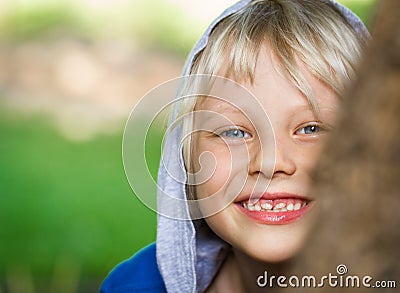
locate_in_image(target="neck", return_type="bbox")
[231,248,293,293]
[209,248,294,293]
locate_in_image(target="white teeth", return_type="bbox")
[243,200,307,212]
[274,203,286,209]
[261,203,273,210]
[293,203,301,211]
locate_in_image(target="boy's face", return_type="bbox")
[191,45,339,262]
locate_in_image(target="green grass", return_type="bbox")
[0,111,160,280]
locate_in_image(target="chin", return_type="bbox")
[243,238,305,263]
[244,220,315,263]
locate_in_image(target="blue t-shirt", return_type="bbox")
[100,243,167,293]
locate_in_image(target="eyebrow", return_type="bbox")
[291,104,314,113]
[196,99,245,115]
[213,104,244,115]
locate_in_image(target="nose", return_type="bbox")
[249,135,296,179]
[272,137,297,178]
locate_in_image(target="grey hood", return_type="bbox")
[156,1,370,292]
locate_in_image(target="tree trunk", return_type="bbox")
[285,0,400,291]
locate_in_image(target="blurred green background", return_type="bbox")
[0,0,377,292]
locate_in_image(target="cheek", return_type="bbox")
[298,137,330,172]
[195,146,232,199]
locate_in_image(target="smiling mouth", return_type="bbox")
[240,198,310,212]
[235,196,314,225]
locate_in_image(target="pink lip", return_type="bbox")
[235,192,310,203]
[235,193,314,225]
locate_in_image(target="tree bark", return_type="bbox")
[286,0,400,291]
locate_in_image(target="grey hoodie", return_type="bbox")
[156,1,370,292]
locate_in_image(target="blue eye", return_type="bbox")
[220,128,251,139]
[296,125,322,135]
